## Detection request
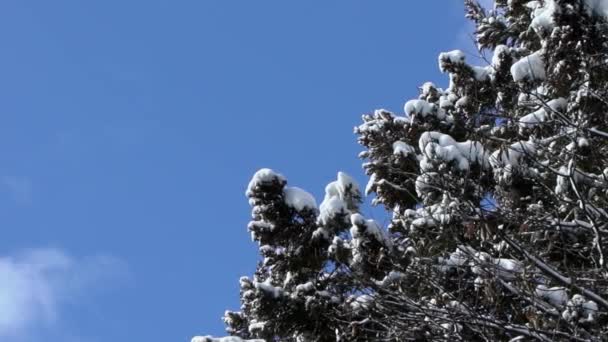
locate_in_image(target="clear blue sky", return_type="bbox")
[0,1,473,341]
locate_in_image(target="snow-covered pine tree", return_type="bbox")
[194,1,608,341]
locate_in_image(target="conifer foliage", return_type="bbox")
[195,1,608,340]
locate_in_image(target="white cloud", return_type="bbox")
[0,248,128,340]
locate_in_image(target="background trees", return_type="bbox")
[196,0,608,340]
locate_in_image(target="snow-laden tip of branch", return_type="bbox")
[350,213,392,248]
[392,141,416,158]
[318,172,361,226]
[246,168,286,197]
[283,186,317,212]
[438,50,466,72]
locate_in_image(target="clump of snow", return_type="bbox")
[415,173,436,198]
[327,236,344,258]
[294,281,315,295]
[519,112,546,130]
[365,173,377,196]
[494,258,522,274]
[404,99,453,123]
[491,140,537,167]
[239,276,253,289]
[393,141,416,157]
[405,194,458,230]
[259,245,285,260]
[535,285,568,307]
[518,98,567,131]
[283,186,317,211]
[248,322,266,335]
[404,99,434,117]
[437,247,470,272]
[472,65,492,81]
[455,96,469,109]
[318,197,348,226]
[349,294,374,311]
[420,81,436,96]
[318,172,361,226]
[246,168,286,196]
[357,120,380,133]
[474,276,484,291]
[470,252,522,280]
[393,116,410,125]
[254,278,283,298]
[582,300,599,321]
[329,172,360,208]
[419,131,490,171]
[350,213,392,248]
[519,109,546,128]
[440,322,463,333]
[555,165,606,196]
[492,45,510,68]
[562,294,599,323]
[447,299,470,314]
[357,109,397,133]
[248,220,274,233]
[511,51,546,82]
[438,50,491,81]
[375,271,404,287]
[489,139,537,185]
[529,0,558,33]
[438,50,466,72]
[547,97,568,112]
[439,93,458,109]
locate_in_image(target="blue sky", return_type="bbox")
[0,1,475,341]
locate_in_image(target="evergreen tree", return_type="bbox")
[195,1,608,340]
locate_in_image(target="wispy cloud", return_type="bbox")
[0,248,129,341]
[1,176,33,205]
